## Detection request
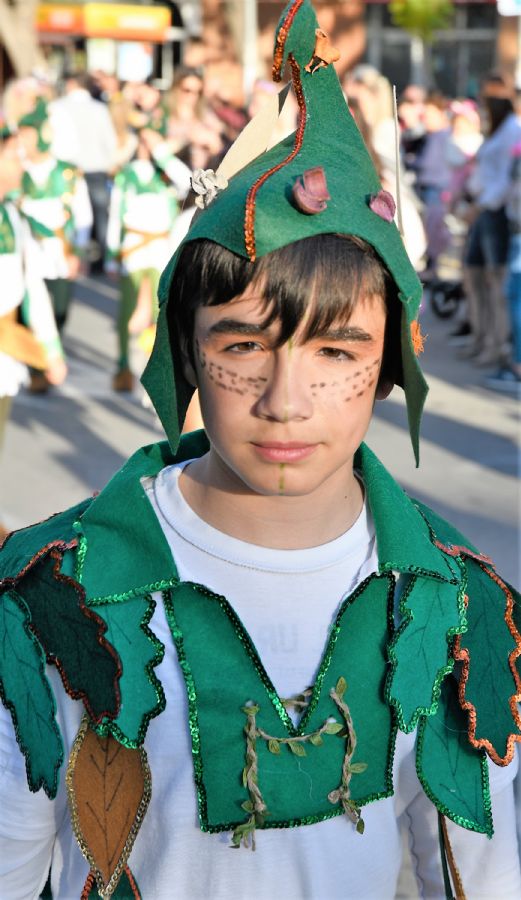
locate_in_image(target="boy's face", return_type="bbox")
[186,282,388,499]
[16,126,39,160]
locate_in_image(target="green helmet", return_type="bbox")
[142,0,427,464]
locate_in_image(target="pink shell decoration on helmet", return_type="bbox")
[293,166,330,215]
[369,189,396,223]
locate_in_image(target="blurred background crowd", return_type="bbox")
[0,0,520,542]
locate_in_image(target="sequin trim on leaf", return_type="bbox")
[453,564,521,766]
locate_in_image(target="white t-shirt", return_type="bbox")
[0,461,519,899]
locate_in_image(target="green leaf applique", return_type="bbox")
[92,595,165,747]
[454,561,521,765]
[387,570,466,731]
[417,675,492,836]
[0,590,63,797]
[14,550,121,723]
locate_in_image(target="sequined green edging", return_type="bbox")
[378,558,459,584]
[163,576,398,833]
[172,573,394,739]
[73,526,87,583]
[416,699,493,837]
[73,525,180,606]
[385,557,467,733]
[91,594,167,749]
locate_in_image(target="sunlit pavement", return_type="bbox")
[1,273,519,587]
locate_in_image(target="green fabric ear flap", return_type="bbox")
[400,302,429,468]
[141,300,195,454]
[142,0,428,461]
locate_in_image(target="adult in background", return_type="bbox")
[343,65,395,172]
[414,93,451,280]
[463,79,521,367]
[398,84,427,177]
[49,72,117,270]
[166,67,222,170]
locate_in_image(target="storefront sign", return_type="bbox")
[36,3,171,42]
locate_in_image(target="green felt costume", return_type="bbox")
[0,2,520,897]
[0,433,519,897]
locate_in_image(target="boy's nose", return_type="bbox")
[253,350,313,422]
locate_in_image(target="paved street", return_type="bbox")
[1,273,519,586]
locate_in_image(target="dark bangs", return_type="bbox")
[170,233,392,355]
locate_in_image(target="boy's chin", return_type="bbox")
[232,467,341,500]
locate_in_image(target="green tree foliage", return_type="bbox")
[389,0,455,44]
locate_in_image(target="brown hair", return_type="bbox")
[168,234,401,387]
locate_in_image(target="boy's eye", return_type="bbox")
[318,347,355,361]
[225,341,263,353]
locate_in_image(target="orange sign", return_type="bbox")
[37,4,84,34]
[36,3,171,42]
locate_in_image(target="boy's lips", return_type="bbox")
[252,442,318,462]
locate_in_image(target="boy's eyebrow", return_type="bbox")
[206,319,269,337]
[206,320,375,342]
[314,326,375,342]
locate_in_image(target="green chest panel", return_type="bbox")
[22,163,76,200]
[0,205,16,254]
[164,573,396,832]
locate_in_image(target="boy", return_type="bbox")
[0,3,519,898]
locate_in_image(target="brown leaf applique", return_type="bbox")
[305,28,340,74]
[66,717,151,897]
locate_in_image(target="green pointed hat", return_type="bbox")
[142,0,428,464]
[18,98,52,152]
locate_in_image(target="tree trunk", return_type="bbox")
[0,0,45,77]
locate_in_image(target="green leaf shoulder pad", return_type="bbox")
[12,550,122,724]
[454,561,521,766]
[0,497,92,586]
[92,594,166,748]
[386,567,467,732]
[416,675,493,836]
[0,589,63,797]
[410,500,521,767]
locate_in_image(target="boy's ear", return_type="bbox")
[180,338,198,388]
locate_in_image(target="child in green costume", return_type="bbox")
[17,99,93,341]
[0,3,520,899]
[105,124,191,392]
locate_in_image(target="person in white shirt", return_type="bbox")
[49,72,117,267]
[0,4,519,899]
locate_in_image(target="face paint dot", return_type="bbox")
[368,379,374,386]
[319,382,326,388]
[357,391,364,397]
